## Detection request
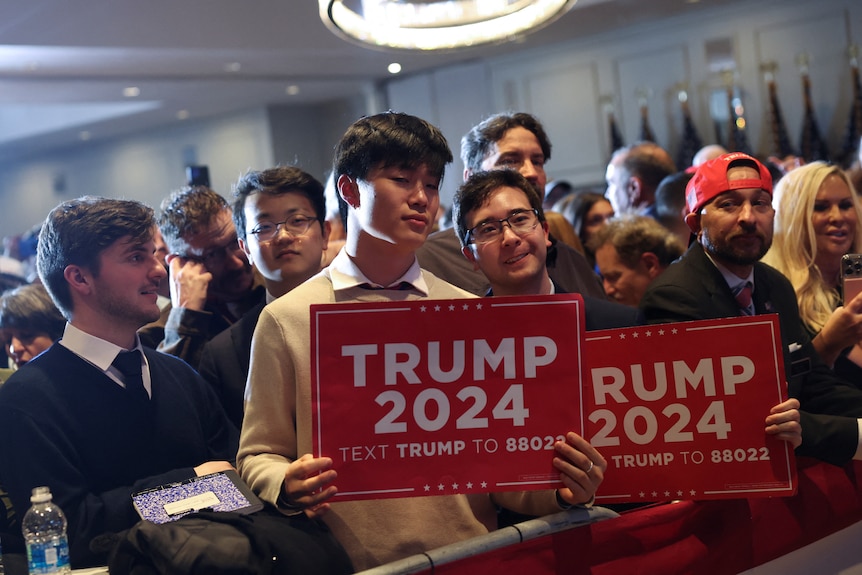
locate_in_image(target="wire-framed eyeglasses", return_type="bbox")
[249,215,318,242]
[466,209,540,245]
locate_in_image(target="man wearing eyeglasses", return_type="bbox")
[453,169,637,331]
[198,167,330,428]
[138,186,264,369]
[417,112,605,298]
[238,112,603,572]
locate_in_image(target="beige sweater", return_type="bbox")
[238,266,562,571]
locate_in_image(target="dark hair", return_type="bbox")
[453,169,546,248]
[654,171,692,220]
[555,192,609,245]
[231,166,326,242]
[460,112,552,175]
[588,215,684,268]
[37,197,156,319]
[0,283,65,340]
[618,142,677,191]
[333,111,452,226]
[158,186,229,253]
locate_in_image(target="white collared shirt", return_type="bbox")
[59,323,152,397]
[327,249,429,296]
[706,253,756,304]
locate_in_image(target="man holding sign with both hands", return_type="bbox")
[237,112,601,572]
[641,152,862,464]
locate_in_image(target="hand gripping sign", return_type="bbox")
[311,295,795,503]
[310,294,585,501]
[584,315,796,504]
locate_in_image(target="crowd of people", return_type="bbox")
[0,109,860,572]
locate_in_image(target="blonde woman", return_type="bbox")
[763,162,862,378]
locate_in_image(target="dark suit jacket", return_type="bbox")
[552,281,638,331]
[198,301,266,429]
[640,242,862,466]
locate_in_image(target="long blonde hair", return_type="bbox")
[763,162,862,332]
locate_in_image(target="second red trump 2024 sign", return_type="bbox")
[310,295,585,501]
[585,315,795,503]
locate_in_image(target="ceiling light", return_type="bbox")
[176,110,190,120]
[122,86,140,98]
[225,62,242,73]
[320,0,578,51]
[79,131,91,141]
[286,85,300,96]
[387,62,402,74]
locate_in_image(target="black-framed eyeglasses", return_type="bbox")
[249,215,317,242]
[465,209,540,245]
[181,236,243,268]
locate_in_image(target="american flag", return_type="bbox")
[838,48,862,167]
[763,65,796,157]
[676,94,703,168]
[608,111,625,157]
[639,103,657,143]
[799,70,830,162]
[726,84,753,155]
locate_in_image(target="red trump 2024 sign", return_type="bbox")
[585,315,795,503]
[310,294,585,501]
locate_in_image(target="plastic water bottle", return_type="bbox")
[21,487,70,575]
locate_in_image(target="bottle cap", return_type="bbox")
[30,486,52,503]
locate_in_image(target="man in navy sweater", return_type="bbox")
[0,197,238,568]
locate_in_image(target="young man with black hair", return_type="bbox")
[238,112,602,571]
[453,169,637,330]
[418,111,605,298]
[199,166,330,428]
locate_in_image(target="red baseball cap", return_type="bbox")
[685,152,773,217]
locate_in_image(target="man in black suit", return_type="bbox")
[641,152,856,465]
[198,167,330,428]
[452,169,637,330]
[417,112,605,299]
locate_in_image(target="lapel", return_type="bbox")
[751,263,777,315]
[685,244,741,318]
[230,301,266,374]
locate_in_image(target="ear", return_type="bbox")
[321,220,332,250]
[463,168,473,182]
[629,177,644,205]
[63,264,92,297]
[461,245,480,271]
[238,237,252,262]
[337,174,360,209]
[684,212,701,235]
[640,252,662,279]
[541,220,551,248]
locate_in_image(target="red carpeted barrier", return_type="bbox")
[404,458,862,575]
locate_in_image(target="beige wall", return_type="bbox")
[1,0,860,236]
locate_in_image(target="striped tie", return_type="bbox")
[733,281,753,316]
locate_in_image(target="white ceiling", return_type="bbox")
[0,0,748,161]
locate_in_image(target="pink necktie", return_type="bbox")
[734,282,753,315]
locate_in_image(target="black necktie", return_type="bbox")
[112,350,149,401]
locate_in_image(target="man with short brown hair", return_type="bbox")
[641,152,862,465]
